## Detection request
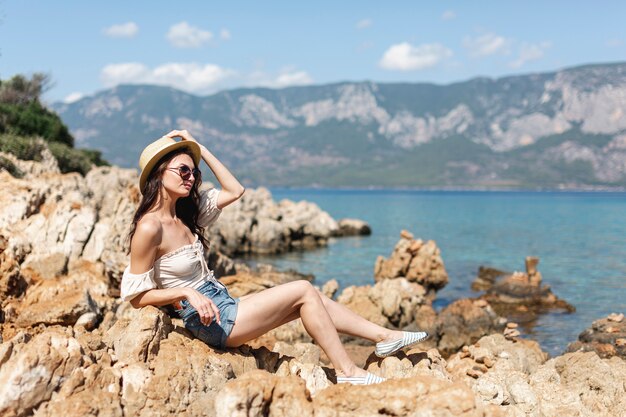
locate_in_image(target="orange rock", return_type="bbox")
[400,229,414,240]
[474,299,488,308]
[506,322,519,329]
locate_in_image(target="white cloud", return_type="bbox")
[167,22,213,48]
[246,67,313,88]
[606,38,624,48]
[509,41,551,68]
[379,42,452,71]
[356,18,372,29]
[100,62,232,93]
[463,33,509,57]
[220,29,231,40]
[442,10,456,20]
[64,92,84,103]
[103,22,138,38]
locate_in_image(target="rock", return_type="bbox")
[528,352,626,416]
[103,306,171,364]
[221,265,313,299]
[213,187,357,256]
[472,266,508,291]
[473,259,575,324]
[313,375,501,417]
[608,312,624,322]
[74,312,99,331]
[337,277,429,332]
[374,232,448,294]
[273,341,322,365]
[446,334,547,412]
[215,370,314,417]
[435,299,507,356]
[31,365,123,417]
[321,279,339,299]
[567,315,626,360]
[13,264,109,328]
[333,218,372,236]
[122,331,235,416]
[0,331,84,417]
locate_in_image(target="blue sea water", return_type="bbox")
[239,189,626,356]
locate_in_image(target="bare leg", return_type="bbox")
[225,280,365,377]
[315,289,402,343]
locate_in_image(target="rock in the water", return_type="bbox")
[374,231,448,294]
[333,218,372,236]
[435,299,507,356]
[473,258,575,323]
[567,314,626,360]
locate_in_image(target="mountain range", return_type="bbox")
[52,62,626,188]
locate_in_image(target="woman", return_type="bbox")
[121,130,428,385]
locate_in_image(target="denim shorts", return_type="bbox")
[173,280,239,349]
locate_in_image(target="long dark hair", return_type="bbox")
[127,148,209,252]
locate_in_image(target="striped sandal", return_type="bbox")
[336,372,386,385]
[375,331,429,358]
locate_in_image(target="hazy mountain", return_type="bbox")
[52,62,626,188]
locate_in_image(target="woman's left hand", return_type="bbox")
[165,129,199,145]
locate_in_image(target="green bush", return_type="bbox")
[0,134,45,161]
[0,101,74,146]
[48,142,95,175]
[0,155,24,178]
[0,73,110,175]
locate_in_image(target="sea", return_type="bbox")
[238,189,626,357]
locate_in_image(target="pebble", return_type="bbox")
[400,230,414,240]
[615,338,626,347]
[506,322,519,329]
[483,357,495,368]
[607,313,624,323]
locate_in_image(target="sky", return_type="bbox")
[1,1,625,103]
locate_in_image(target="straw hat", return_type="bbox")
[138,136,201,194]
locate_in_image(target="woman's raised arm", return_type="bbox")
[164,129,245,209]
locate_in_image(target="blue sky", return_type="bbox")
[2,1,625,103]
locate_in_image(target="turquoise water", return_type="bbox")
[240,190,626,356]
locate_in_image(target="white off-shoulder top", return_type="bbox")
[120,188,222,302]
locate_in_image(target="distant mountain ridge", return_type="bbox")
[52,62,626,188]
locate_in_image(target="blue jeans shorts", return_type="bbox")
[173,280,239,349]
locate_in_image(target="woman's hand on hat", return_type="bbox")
[165,129,199,144]
[185,288,221,325]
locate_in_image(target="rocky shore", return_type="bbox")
[1,157,625,416]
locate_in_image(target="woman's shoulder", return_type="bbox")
[133,214,163,247]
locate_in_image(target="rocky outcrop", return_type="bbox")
[213,187,343,256]
[435,299,507,357]
[473,257,575,322]
[220,264,313,298]
[332,218,372,237]
[446,333,626,416]
[374,230,448,295]
[567,313,626,360]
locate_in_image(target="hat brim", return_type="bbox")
[139,140,201,194]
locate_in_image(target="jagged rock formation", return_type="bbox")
[567,313,626,360]
[472,257,575,323]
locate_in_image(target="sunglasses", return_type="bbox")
[166,164,201,181]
